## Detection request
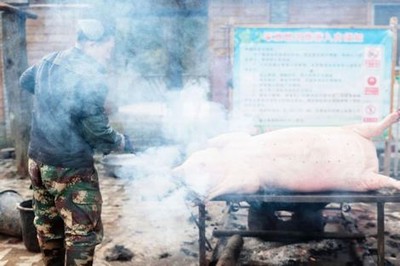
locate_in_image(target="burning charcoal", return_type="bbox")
[390,234,400,240]
[285,259,301,265]
[387,239,400,249]
[182,240,196,246]
[104,245,134,261]
[358,214,372,220]
[159,252,171,259]
[364,222,376,229]
[384,260,395,266]
[180,247,198,258]
[231,223,246,230]
[309,248,334,256]
[6,237,21,244]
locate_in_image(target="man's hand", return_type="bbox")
[123,134,135,153]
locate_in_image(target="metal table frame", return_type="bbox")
[197,192,400,266]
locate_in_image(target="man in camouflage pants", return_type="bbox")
[19,19,132,265]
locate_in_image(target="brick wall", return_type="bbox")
[1,0,399,146]
[24,4,88,65]
[208,0,270,108]
[288,0,368,25]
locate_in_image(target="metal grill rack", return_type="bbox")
[196,191,400,266]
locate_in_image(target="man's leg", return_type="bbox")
[28,159,65,266]
[55,166,103,266]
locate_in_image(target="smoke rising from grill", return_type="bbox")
[92,1,255,255]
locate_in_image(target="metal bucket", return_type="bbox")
[0,189,23,237]
[17,199,40,252]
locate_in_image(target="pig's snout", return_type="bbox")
[171,165,206,203]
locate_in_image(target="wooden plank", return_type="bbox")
[1,11,31,176]
[0,2,37,19]
[216,234,243,266]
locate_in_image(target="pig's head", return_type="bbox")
[172,147,226,201]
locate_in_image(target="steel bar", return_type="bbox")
[212,192,400,203]
[190,211,213,251]
[377,202,385,266]
[212,229,365,240]
[198,203,207,266]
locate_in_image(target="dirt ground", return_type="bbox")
[1,154,400,266]
[0,155,201,266]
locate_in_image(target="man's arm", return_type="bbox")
[19,65,37,94]
[76,79,133,154]
[79,111,125,154]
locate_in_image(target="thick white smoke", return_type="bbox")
[27,1,256,259]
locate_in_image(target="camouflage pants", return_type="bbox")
[28,158,103,266]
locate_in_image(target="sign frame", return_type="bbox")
[229,22,398,134]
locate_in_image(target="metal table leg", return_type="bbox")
[199,203,207,266]
[377,202,385,266]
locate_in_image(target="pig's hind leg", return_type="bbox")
[345,110,400,139]
[361,172,400,191]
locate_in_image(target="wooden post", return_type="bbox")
[383,17,398,177]
[376,202,385,266]
[1,10,32,176]
[198,203,207,266]
[165,13,183,90]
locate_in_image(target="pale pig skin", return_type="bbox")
[173,111,400,200]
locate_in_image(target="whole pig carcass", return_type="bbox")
[173,110,400,201]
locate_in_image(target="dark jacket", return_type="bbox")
[19,47,123,168]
